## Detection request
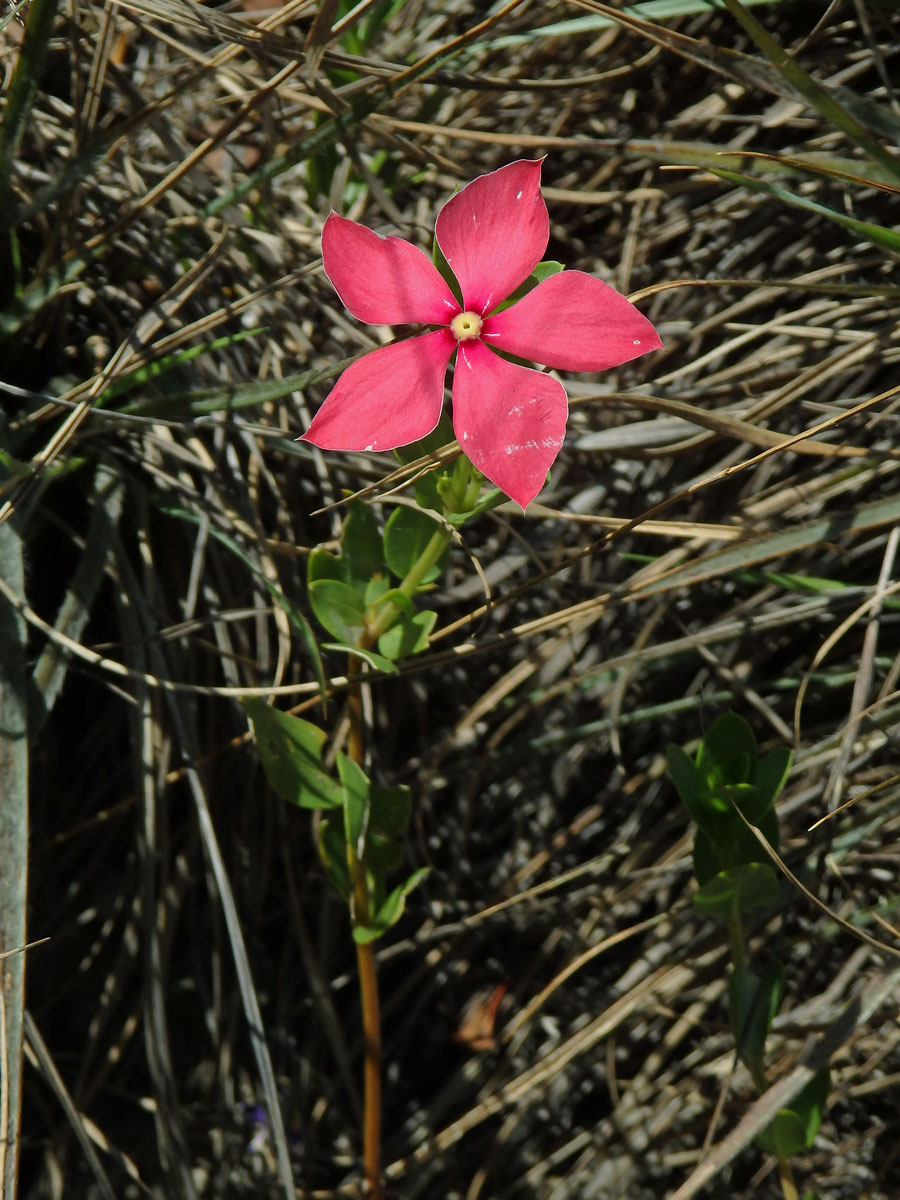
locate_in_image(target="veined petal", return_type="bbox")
[481,271,663,371]
[322,212,459,326]
[435,160,548,317]
[301,331,456,452]
[452,340,567,511]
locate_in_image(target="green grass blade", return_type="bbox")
[710,168,900,253]
[0,412,29,1199]
[0,0,62,223]
[718,0,900,184]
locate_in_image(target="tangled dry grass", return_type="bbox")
[2,1,900,1197]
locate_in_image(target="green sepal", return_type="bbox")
[442,485,507,526]
[693,862,779,919]
[378,609,437,660]
[308,578,366,643]
[394,413,455,510]
[756,1068,830,1157]
[383,506,447,583]
[242,697,342,809]
[729,959,784,1067]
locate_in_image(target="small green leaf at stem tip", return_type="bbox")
[694,862,779,919]
[242,698,342,809]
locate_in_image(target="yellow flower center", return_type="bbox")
[450,311,483,341]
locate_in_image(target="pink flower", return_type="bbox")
[301,160,662,510]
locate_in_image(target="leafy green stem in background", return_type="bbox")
[668,714,829,1200]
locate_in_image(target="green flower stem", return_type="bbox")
[345,653,383,1200]
[366,524,452,644]
[777,1156,799,1200]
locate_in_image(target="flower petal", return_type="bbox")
[322,212,459,326]
[301,331,456,452]
[452,340,567,510]
[435,159,549,316]
[481,271,663,371]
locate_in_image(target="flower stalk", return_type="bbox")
[345,651,383,1200]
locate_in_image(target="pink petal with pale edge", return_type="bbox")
[435,160,549,316]
[322,212,460,326]
[452,340,567,511]
[482,271,663,371]
[301,331,456,452]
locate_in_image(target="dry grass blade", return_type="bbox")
[4,0,900,1196]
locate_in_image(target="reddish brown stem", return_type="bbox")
[345,656,382,1200]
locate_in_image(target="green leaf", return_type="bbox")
[729,960,784,1067]
[374,587,414,618]
[667,742,705,809]
[757,1068,829,1156]
[383,506,447,583]
[341,501,384,584]
[698,712,757,787]
[242,698,342,809]
[669,742,737,844]
[377,609,437,660]
[694,862,779,919]
[308,578,367,643]
[692,827,725,886]
[364,575,391,608]
[337,752,370,853]
[353,867,430,944]
[753,746,793,820]
[366,782,413,885]
[370,784,412,838]
[308,546,347,585]
[318,812,351,901]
